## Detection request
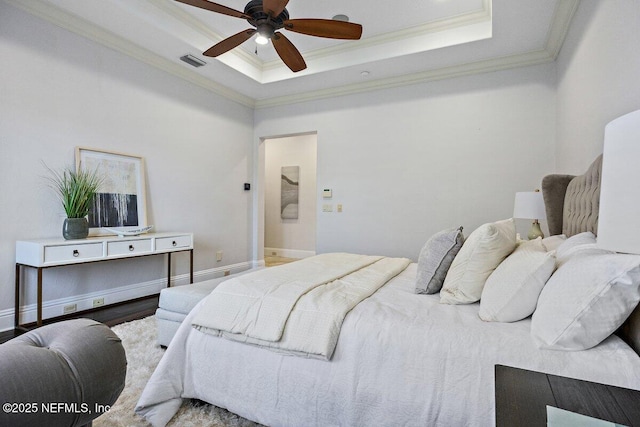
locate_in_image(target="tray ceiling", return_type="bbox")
[5,0,578,107]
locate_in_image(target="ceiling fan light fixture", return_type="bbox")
[255,21,275,45]
[257,22,275,37]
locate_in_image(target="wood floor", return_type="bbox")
[0,294,159,344]
[264,255,299,267]
[1,257,299,344]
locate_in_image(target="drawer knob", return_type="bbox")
[172,241,177,247]
[73,250,79,257]
[129,245,134,251]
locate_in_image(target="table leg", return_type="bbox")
[167,252,172,287]
[37,268,43,327]
[190,249,194,284]
[15,264,20,328]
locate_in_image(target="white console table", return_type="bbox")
[15,232,193,328]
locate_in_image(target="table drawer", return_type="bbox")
[44,242,104,264]
[107,239,152,256]
[156,235,192,251]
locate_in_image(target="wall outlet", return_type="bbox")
[63,304,77,314]
[216,250,223,262]
[224,270,230,276]
[92,298,105,308]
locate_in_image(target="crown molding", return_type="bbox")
[254,49,554,109]
[4,0,255,108]
[262,0,492,72]
[255,0,579,109]
[146,0,492,78]
[545,0,580,59]
[6,0,578,111]
[150,0,493,80]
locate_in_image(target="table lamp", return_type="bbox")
[513,190,546,240]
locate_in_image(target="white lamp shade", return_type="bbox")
[597,109,640,254]
[513,192,546,220]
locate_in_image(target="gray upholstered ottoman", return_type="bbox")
[0,318,126,427]
[156,268,260,347]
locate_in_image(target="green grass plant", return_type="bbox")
[44,164,103,218]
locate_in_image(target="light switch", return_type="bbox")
[337,204,343,213]
[322,204,333,212]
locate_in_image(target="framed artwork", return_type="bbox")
[76,147,147,235]
[281,166,299,219]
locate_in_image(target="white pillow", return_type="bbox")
[531,251,640,351]
[479,238,556,322]
[440,218,517,304]
[554,231,596,266]
[541,234,566,252]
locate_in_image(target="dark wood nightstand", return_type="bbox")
[495,364,640,426]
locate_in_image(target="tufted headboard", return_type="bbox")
[541,155,602,238]
[541,155,640,356]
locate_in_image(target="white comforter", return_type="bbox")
[136,263,640,427]
[192,253,411,359]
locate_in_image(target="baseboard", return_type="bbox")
[191,261,254,283]
[264,248,315,259]
[0,261,253,332]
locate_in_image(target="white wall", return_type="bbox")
[556,0,640,173]
[264,134,317,256]
[11,0,620,329]
[254,63,557,261]
[0,2,254,329]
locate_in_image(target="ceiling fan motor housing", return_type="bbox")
[175,0,362,72]
[244,0,289,36]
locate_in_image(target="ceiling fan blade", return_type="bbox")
[272,32,306,72]
[284,19,363,40]
[175,0,250,20]
[203,29,256,57]
[263,0,289,17]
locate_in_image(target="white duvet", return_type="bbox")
[136,263,640,427]
[192,253,411,359]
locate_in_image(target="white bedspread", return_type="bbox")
[192,254,411,359]
[136,263,640,427]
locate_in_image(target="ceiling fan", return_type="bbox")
[176,0,363,72]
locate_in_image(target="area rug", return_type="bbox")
[95,316,260,427]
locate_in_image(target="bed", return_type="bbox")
[135,155,640,427]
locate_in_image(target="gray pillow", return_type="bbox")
[415,227,464,294]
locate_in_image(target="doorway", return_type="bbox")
[263,133,318,264]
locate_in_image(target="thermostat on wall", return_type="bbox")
[323,189,332,199]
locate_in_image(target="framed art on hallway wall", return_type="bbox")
[281,165,299,219]
[76,147,148,236]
